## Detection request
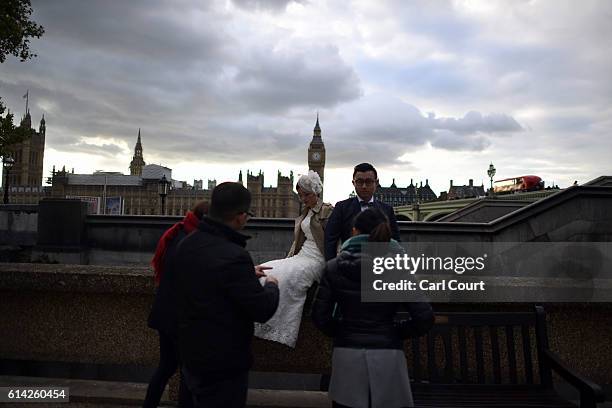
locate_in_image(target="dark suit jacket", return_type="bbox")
[324,197,401,260]
[176,217,279,380]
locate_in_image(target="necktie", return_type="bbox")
[361,201,375,211]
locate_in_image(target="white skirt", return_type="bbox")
[253,239,325,347]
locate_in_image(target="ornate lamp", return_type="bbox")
[3,156,15,204]
[487,163,496,196]
[158,174,170,214]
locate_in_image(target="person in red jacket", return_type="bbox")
[144,201,208,408]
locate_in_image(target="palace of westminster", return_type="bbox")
[1,109,485,217]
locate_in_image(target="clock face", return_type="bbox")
[311,152,321,161]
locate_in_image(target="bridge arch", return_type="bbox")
[396,214,414,221]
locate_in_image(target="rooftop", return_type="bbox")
[67,174,142,186]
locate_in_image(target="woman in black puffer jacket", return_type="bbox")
[312,208,434,408]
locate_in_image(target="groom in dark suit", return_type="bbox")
[324,163,401,261]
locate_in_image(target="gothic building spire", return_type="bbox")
[314,112,321,135]
[308,113,326,190]
[20,111,32,129]
[129,128,146,176]
[39,114,46,135]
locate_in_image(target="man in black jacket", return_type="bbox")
[176,182,279,408]
[324,163,400,260]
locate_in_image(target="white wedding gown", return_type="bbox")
[254,210,326,347]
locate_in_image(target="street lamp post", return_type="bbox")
[413,183,420,221]
[487,163,496,197]
[3,156,15,204]
[158,175,170,215]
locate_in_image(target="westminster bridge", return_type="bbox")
[394,188,563,221]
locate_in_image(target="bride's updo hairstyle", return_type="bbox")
[296,170,323,196]
[353,208,392,242]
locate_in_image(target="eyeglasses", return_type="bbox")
[353,178,377,187]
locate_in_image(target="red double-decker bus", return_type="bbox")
[493,175,544,194]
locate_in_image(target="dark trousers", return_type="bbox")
[143,330,192,408]
[182,368,249,408]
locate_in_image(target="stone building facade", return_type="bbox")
[1,110,48,205]
[447,179,486,199]
[242,170,300,218]
[374,179,437,207]
[9,120,309,217]
[47,133,212,215]
[49,165,213,216]
[3,185,49,205]
[48,130,301,217]
[2,111,46,189]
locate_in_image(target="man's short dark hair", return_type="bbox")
[353,163,378,179]
[209,182,251,221]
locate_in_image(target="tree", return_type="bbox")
[0,0,44,156]
[0,0,45,63]
[0,100,28,158]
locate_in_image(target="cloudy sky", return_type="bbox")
[1,0,611,204]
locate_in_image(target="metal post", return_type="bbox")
[3,156,15,205]
[158,175,169,215]
[487,163,496,197]
[3,168,9,204]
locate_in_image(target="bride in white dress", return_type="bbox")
[254,171,333,347]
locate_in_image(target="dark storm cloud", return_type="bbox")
[3,0,605,193]
[60,141,126,158]
[433,111,523,135]
[152,118,307,163]
[318,95,523,167]
[430,130,491,152]
[0,0,361,164]
[230,45,362,112]
[32,0,229,64]
[0,78,142,149]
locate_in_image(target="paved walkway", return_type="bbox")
[2,375,611,407]
[0,375,330,407]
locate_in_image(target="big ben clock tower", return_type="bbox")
[308,114,326,188]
